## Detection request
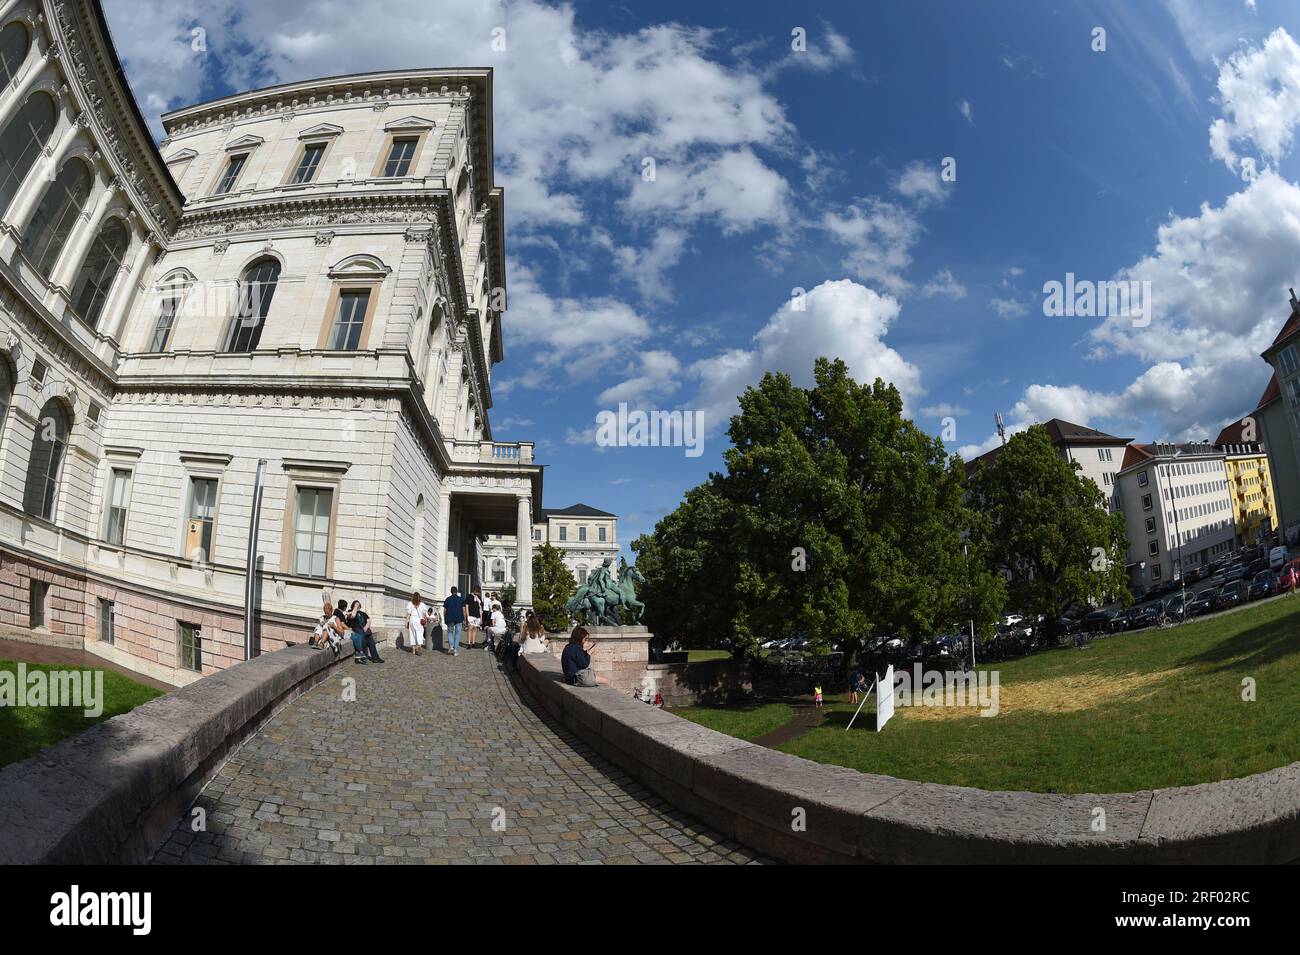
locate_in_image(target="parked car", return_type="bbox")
[1270,545,1290,570]
[1223,564,1248,584]
[1056,615,1082,636]
[1163,593,1189,620]
[1280,564,1300,593]
[1083,608,1118,633]
[1128,586,1148,603]
[1248,571,1278,600]
[1214,580,1249,610]
[1186,588,1217,617]
[1130,604,1163,629]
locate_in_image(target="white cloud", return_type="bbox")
[688,280,922,434]
[780,24,855,72]
[622,147,791,235]
[505,262,652,379]
[1207,28,1300,172]
[920,268,967,300]
[921,402,969,417]
[597,350,682,405]
[893,160,948,206]
[990,296,1029,319]
[958,99,974,125]
[106,0,795,233]
[605,228,689,304]
[821,198,925,295]
[966,167,1300,457]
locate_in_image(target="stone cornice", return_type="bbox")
[50,0,184,234]
[173,191,441,241]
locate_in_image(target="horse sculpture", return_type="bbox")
[567,566,646,626]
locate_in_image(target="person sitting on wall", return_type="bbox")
[561,626,608,687]
[347,600,384,664]
[519,610,549,655]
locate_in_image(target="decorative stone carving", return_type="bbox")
[314,231,335,246]
[212,239,229,255]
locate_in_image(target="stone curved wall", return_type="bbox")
[0,642,351,864]
[518,653,1300,864]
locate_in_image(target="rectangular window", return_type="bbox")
[185,477,218,561]
[1149,540,1160,557]
[1151,563,1162,580]
[1138,470,1149,487]
[1281,345,1299,375]
[1288,377,1300,408]
[105,467,132,546]
[1145,517,1156,534]
[533,528,541,541]
[291,143,325,184]
[577,569,588,585]
[383,138,418,177]
[1142,494,1152,510]
[293,486,333,578]
[98,598,114,644]
[30,358,46,388]
[148,293,181,352]
[29,580,48,628]
[327,289,370,350]
[179,622,202,672]
[214,154,247,195]
[598,526,606,542]
[558,526,567,541]
[579,526,587,542]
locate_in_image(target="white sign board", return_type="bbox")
[875,664,895,731]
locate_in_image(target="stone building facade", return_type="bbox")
[0,0,540,685]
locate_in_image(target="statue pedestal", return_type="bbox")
[555,624,655,694]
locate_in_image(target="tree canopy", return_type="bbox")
[965,424,1130,631]
[633,357,1006,660]
[531,543,576,632]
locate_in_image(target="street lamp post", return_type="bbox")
[243,458,267,661]
[1158,444,1187,619]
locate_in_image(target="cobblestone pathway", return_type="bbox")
[152,647,766,864]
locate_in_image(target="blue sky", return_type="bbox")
[104,0,1300,560]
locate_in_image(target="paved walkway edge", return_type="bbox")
[0,641,355,864]
[517,653,1300,864]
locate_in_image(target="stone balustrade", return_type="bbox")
[0,641,353,864]
[517,652,1300,864]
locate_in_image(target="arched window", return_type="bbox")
[24,159,92,276]
[492,558,505,581]
[23,399,70,519]
[411,494,425,587]
[147,271,193,352]
[0,21,30,86]
[70,217,129,328]
[0,91,56,218]
[224,258,280,352]
[0,359,13,445]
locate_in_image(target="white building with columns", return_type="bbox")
[481,503,618,588]
[0,0,540,684]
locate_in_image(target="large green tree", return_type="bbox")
[633,358,1006,661]
[531,543,576,632]
[965,424,1131,633]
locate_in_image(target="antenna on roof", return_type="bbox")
[995,411,1006,446]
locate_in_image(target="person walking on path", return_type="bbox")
[465,586,483,649]
[443,586,467,656]
[848,668,864,705]
[405,592,429,656]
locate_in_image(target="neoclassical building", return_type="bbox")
[481,503,618,589]
[0,0,541,684]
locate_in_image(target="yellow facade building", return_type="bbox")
[1215,430,1278,546]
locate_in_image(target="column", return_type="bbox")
[433,489,451,597]
[515,493,533,606]
[6,117,81,233]
[102,229,157,346]
[49,176,117,294]
[0,33,57,121]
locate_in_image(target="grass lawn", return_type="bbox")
[0,660,164,770]
[685,649,732,663]
[688,596,1300,793]
[674,701,793,741]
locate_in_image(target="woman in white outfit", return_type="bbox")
[405,591,429,655]
[519,609,549,655]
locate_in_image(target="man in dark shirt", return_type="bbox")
[443,587,467,656]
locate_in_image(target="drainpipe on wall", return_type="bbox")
[244,458,267,661]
